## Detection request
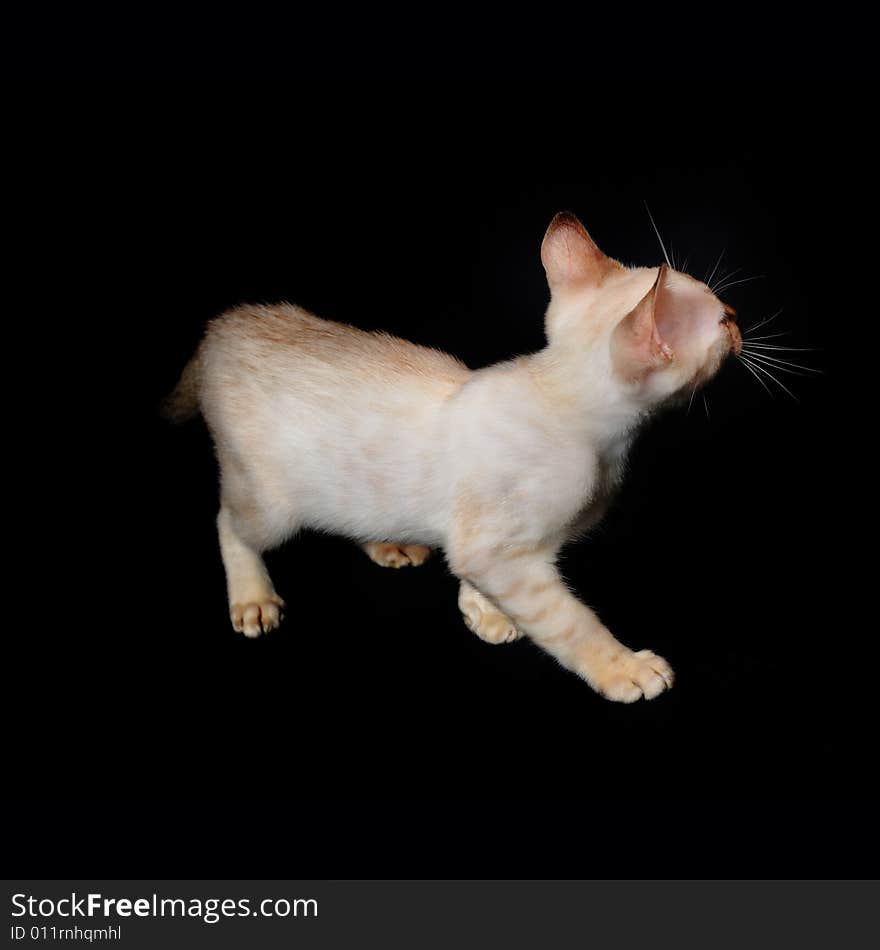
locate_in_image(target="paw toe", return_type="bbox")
[635,649,675,688]
[638,671,668,700]
[231,599,284,638]
[242,604,263,637]
[365,542,431,568]
[460,598,521,645]
[597,649,674,702]
[401,545,431,567]
[601,677,644,703]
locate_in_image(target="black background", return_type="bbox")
[6,85,874,878]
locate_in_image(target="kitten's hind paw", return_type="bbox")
[594,649,674,702]
[363,542,432,568]
[230,597,285,638]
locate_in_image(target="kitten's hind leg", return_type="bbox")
[458,581,522,645]
[362,542,432,569]
[217,506,285,637]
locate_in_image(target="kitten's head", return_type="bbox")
[541,211,740,407]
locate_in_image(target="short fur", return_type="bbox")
[166,212,741,702]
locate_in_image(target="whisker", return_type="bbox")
[702,393,710,419]
[743,347,814,366]
[743,359,814,378]
[711,266,741,293]
[740,355,798,400]
[687,384,698,415]
[743,331,791,342]
[742,351,823,375]
[743,308,784,335]
[705,248,725,288]
[737,356,775,397]
[644,201,671,268]
[741,343,819,352]
[713,274,764,295]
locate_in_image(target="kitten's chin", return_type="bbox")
[663,339,733,407]
[694,338,733,387]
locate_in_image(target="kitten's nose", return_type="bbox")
[721,303,741,355]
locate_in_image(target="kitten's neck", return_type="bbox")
[523,345,648,448]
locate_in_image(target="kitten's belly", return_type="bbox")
[262,400,450,546]
[300,463,448,545]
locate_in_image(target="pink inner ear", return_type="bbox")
[541,213,619,290]
[611,266,674,378]
[653,275,721,352]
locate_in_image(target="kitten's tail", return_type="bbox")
[161,353,202,423]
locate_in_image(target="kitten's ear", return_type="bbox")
[541,212,618,291]
[612,265,675,379]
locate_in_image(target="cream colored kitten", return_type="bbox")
[165,212,741,703]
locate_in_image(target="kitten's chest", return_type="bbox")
[569,433,633,532]
[594,437,631,498]
[521,431,633,544]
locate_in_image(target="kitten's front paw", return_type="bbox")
[230,597,285,638]
[459,586,522,645]
[594,649,674,702]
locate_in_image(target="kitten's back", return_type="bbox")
[202,302,470,397]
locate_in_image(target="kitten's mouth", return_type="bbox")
[728,322,742,355]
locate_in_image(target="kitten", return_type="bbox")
[165,212,741,702]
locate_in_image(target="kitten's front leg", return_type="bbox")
[449,543,672,701]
